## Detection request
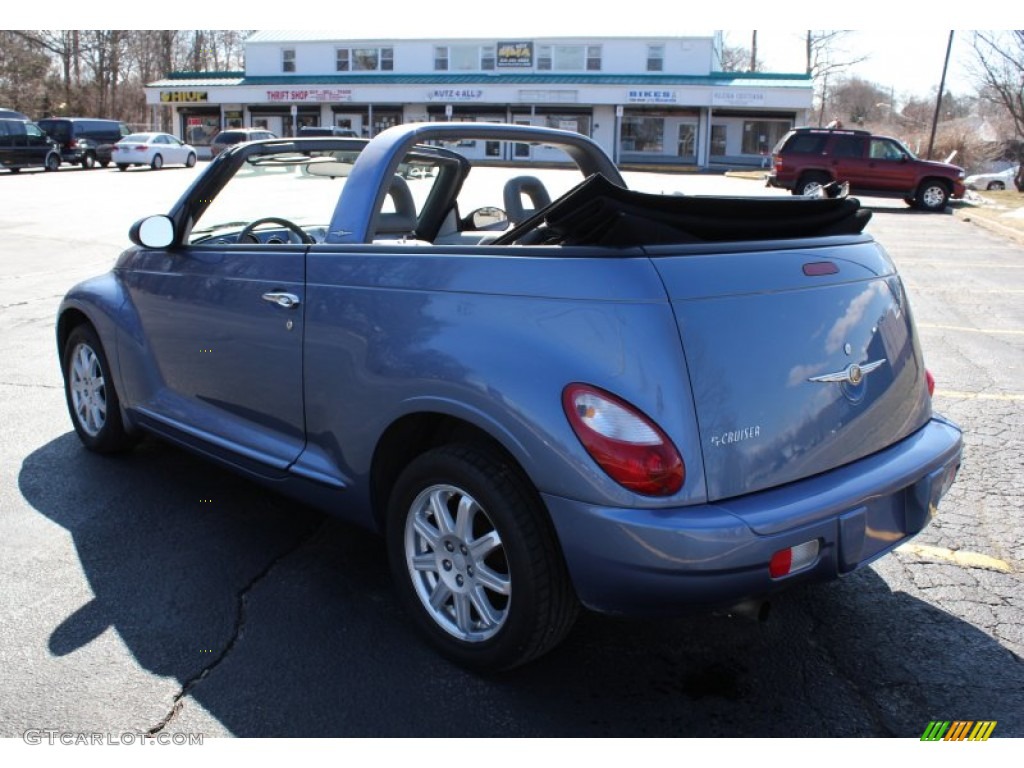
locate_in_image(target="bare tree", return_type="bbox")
[719,32,763,72]
[970,31,1024,190]
[805,31,869,126]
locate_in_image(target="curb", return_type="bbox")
[953,206,1024,247]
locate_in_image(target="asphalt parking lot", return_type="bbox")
[1,161,1021,739]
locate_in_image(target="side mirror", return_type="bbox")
[470,206,508,230]
[129,215,174,248]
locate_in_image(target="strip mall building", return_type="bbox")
[145,31,813,167]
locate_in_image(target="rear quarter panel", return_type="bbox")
[301,245,709,512]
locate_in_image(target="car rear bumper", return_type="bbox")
[543,415,962,615]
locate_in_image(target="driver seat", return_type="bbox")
[503,176,552,224]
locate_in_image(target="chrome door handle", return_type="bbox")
[262,292,301,309]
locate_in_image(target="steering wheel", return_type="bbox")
[238,217,314,244]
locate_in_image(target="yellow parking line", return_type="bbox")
[897,260,1024,268]
[935,390,1024,402]
[917,323,1024,335]
[897,544,1012,573]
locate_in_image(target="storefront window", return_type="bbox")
[678,123,697,157]
[741,120,790,155]
[544,115,591,136]
[183,113,220,146]
[711,124,727,157]
[621,116,664,153]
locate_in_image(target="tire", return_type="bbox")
[915,180,950,211]
[99,160,110,168]
[386,444,578,671]
[81,152,96,170]
[117,163,128,171]
[9,168,20,173]
[151,154,163,170]
[987,181,1005,191]
[795,172,830,197]
[62,324,138,454]
[44,153,60,172]
[185,152,196,168]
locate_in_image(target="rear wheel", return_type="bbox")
[99,160,110,168]
[987,181,1005,191]
[151,154,163,170]
[62,324,138,453]
[387,444,578,670]
[44,153,60,172]
[81,152,96,169]
[915,180,950,211]
[795,172,830,197]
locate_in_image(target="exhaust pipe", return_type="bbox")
[726,599,771,622]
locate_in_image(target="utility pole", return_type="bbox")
[927,31,954,160]
[750,31,758,72]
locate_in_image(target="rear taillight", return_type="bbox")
[926,369,935,398]
[562,384,684,496]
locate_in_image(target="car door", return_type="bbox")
[164,134,186,164]
[120,241,307,473]
[828,135,869,191]
[866,138,916,193]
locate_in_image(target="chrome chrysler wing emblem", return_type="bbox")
[808,359,886,386]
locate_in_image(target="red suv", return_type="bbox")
[767,127,966,211]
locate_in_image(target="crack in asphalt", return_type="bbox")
[146,518,327,735]
[0,381,62,390]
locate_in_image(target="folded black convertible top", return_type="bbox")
[493,173,872,247]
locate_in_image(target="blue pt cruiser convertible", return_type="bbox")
[58,123,962,669]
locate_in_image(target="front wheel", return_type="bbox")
[185,152,196,168]
[987,181,1005,191]
[81,153,96,169]
[387,444,578,670]
[151,154,163,170]
[915,180,950,211]
[62,324,138,453]
[116,163,128,171]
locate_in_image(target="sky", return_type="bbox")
[8,4,1007,102]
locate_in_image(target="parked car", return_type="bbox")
[58,123,962,670]
[0,107,30,120]
[209,127,277,157]
[0,118,62,173]
[767,126,966,211]
[965,165,1019,191]
[299,125,359,137]
[37,117,131,169]
[111,133,197,170]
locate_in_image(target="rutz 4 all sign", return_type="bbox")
[920,721,997,741]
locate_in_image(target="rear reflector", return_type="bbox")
[926,369,935,397]
[769,540,820,578]
[803,261,839,276]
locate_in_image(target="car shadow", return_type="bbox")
[19,434,1023,737]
